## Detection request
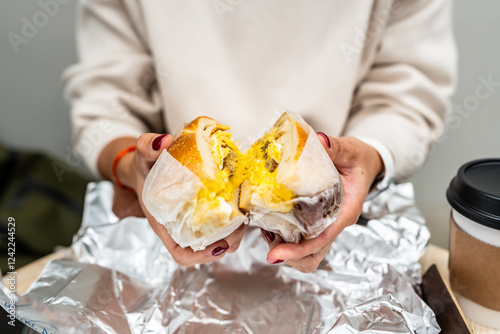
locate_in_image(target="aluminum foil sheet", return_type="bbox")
[0,181,439,333]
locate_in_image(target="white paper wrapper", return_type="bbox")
[142,111,343,249]
[249,111,344,242]
[142,150,249,251]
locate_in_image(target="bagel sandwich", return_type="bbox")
[142,112,343,250]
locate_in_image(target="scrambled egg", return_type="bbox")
[192,126,294,227]
[192,128,244,228]
[243,128,293,210]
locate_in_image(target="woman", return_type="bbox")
[64,0,456,272]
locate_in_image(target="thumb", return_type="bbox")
[316,133,350,166]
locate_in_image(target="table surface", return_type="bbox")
[3,244,499,333]
[419,244,499,334]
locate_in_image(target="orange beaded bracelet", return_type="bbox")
[112,146,136,192]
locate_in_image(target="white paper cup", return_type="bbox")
[447,159,500,329]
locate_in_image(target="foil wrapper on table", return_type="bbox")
[0,181,439,333]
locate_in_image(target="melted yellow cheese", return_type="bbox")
[243,128,293,211]
[192,126,294,227]
[192,128,245,228]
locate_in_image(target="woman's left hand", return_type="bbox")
[262,134,384,273]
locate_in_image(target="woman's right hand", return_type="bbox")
[101,134,246,266]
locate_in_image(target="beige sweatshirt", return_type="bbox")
[64,0,456,182]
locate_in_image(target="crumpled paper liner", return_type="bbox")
[143,150,249,251]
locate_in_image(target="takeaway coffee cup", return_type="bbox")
[446,158,500,329]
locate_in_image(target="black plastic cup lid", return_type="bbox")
[446,158,500,230]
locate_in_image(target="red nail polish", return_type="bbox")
[152,134,168,151]
[212,246,229,257]
[317,132,332,149]
[268,259,284,264]
[261,229,275,243]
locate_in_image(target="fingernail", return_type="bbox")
[212,246,229,257]
[152,134,168,151]
[261,229,275,243]
[267,259,284,264]
[317,132,332,149]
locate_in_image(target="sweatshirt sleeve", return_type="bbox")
[63,0,164,178]
[343,0,457,181]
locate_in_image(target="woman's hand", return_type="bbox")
[101,134,247,267]
[261,134,384,273]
